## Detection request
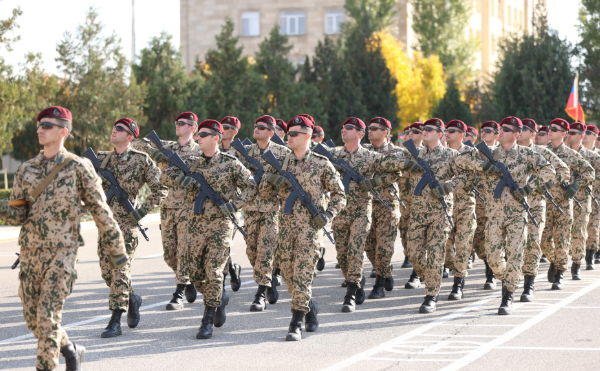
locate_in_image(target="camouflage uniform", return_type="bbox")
[165,150,257,307]
[363,142,402,278]
[456,143,556,292]
[522,144,569,277]
[96,147,167,311]
[158,139,200,285]
[398,170,412,256]
[259,150,346,312]
[587,147,600,254]
[242,141,291,286]
[3,149,125,370]
[541,143,594,272]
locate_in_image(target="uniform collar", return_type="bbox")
[114,145,133,161]
[421,142,444,155]
[548,142,566,153]
[34,148,69,166]
[292,149,313,163]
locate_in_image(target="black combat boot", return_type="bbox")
[419,295,438,313]
[166,284,186,310]
[272,267,283,286]
[368,275,385,299]
[467,253,475,269]
[498,285,514,315]
[127,294,142,328]
[185,284,197,303]
[552,270,565,290]
[267,275,279,305]
[401,256,412,268]
[214,287,229,328]
[250,285,267,311]
[356,276,367,305]
[571,263,582,280]
[342,283,358,312]
[405,269,421,289]
[335,262,341,269]
[196,306,217,339]
[305,299,320,332]
[384,274,394,291]
[595,251,600,264]
[547,262,557,283]
[520,275,535,302]
[341,280,347,287]
[483,260,496,290]
[60,342,86,371]
[448,277,465,300]
[229,263,242,292]
[316,247,326,271]
[286,310,305,341]
[540,254,549,263]
[586,250,595,270]
[442,266,449,278]
[370,268,377,278]
[101,310,124,338]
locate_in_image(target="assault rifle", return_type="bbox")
[324,139,336,148]
[82,148,150,241]
[230,138,264,184]
[146,131,248,238]
[271,132,286,146]
[389,185,407,209]
[261,150,335,245]
[573,171,599,208]
[528,175,564,215]
[242,138,253,146]
[11,253,19,269]
[462,140,486,202]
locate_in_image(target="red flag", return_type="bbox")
[565,74,585,123]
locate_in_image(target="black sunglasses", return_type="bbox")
[288,131,307,137]
[197,132,217,138]
[569,131,582,136]
[411,129,422,134]
[482,128,496,134]
[368,126,385,131]
[342,124,360,131]
[175,121,194,127]
[501,126,517,133]
[538,132,547,136]
[38,121,63,130]
[446,129,463,134]
[222,124,237,131]
[423,126,441,133]
[254,124,270,131]
[549,126,565,133]
[585,130,596,135]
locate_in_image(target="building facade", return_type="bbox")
[181,0,534,79]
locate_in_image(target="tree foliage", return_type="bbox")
[578,0,600,123]
[432,76,475,126]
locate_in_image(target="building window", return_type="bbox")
[280,11,306,35]
[326,10,344,34]
[242,12,260,36]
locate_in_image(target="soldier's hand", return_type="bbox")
[403,159,423,173]
[311,211,333,229]
[128,208,147,224]
[219,202,237,218]
[482,161,502,176]
[0,199,8,215]
[563,182,580,199]
[430,183,452,198]
[177,173,199,189]
[265,174,291,189]
[109,253,129,269]
[333,163,346,174]
[538,180,553,193]
[523,185,533,195]
[243,161,258,172]
[511,187,527,201]
[358,178,380,191]
[150,149,167,163]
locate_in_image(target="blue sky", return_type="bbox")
[0,0,582,75]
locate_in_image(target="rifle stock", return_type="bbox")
[231,138,264,184]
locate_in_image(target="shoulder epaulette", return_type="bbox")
[130,148,147,156]
[221,152,238,161]
[312,152,328,161]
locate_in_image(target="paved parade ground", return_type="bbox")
[1,218,600,371]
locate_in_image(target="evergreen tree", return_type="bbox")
[578,0,600,123]
[432,76,475,126]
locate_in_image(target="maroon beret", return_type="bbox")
[288,115,314,130]
[298,114,315,126]
[37,106,73,132]
[411,122,424,131]
[114,118,139,138]
[255,115,276,129]
[446,120,467,132]
[342,117,366,130]
[369,117,392,129]
[586,125,599,134]
[466,127,478,137]
[198,119,224,134]
[538,125,548,133]
[550,118,570,132]
[521,118,538,133]
[570,121,586,132]
[275,119,287,132]
[500,116,523,129]
[424,118,445,129]
[176,111,198,123]
[221,116,241,129]
[403,125,410,132]
[313,125,324,134]
[481,120,500,131]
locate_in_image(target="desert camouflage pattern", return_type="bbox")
[587,147,600,253]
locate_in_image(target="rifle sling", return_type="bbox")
[100,151,114,170]
[28,153,78,206]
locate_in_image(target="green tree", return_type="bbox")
[55,7,145,153]
[432,76,475,126]
[410,0,478,83]
[0,3,22,52]
[578,0,600,123]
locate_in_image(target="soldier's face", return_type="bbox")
[196,128,219,150]
[583,131,596,146]
[548,124,567,142]
[111,124,133,145]
[222,124,238,141]
[287,128,310,150]
[481,129,498,143]
[368,124,387,142]
[253,122,273,141]
[422,125,442,144]
[445,128,464,145]
[275,127,286,139]
[498,125,519,144]
[37,117,68,146]
[341,125,363,142]
[464,133,477,143]
[311,134,323,143]
[176,119,196,137]
[536,132,548,145]
[519,127,533,142]
[567,131,583,146]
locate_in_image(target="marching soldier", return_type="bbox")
[583,125,600,269]
[0,106,127,370]
[258,115,346,340]
[312,125,325,145]
[517,119,569,302]
[96,119,167,338]
[542,118,594,290]
[455,116,555,314]
[151,112,201,310]
[170,119,257,339]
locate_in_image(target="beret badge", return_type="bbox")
[511,118,517,124]
[213,123,219,129]
[54,109,60,116]
[352,118,357,124]
[294,117,302,124]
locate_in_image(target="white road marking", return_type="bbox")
[496,346,600,351]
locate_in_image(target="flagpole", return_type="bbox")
[575,73,579,122]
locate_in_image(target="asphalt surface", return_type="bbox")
[1,219,600,371]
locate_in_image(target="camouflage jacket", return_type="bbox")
[159,139,201,209]
[363,142,403,206]
[243,141,291,212]
[219,141,242,158]
[524,143,569,201]
[97,146,167,230]
[448,143,481,209]
[4,148,125,254]
[258,149,346,224]
[573,145,600,202]
[546,142,594,201]
[163,149,257,220]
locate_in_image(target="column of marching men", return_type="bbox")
[2,105,600,371]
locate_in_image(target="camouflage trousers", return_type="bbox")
[446,202,476,278]
[277,214,320,313]
[522,198,546,277]
[541,199,574,272]
[587,199,600,253]
[407,209,452,297]
[570,197,591,264]
[365,201,400,278]
[18,245,77,370]
[398,190,412,256]
[333,205,372,286]
[472,206,488,260]
[485,207,527,293]
[98,228,139,311]
[244,210,278,287]
[186,216,233,308]
[161,207,190,285]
